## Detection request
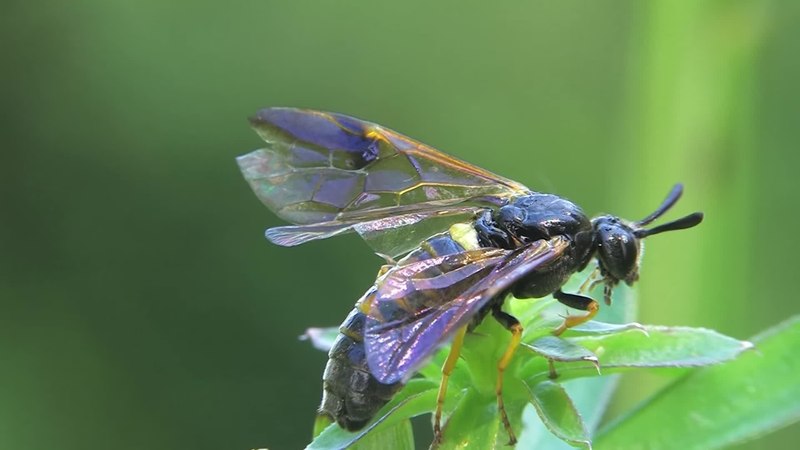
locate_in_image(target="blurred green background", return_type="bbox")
[2,1,797,449]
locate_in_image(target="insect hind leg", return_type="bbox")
[433,325,468,445]
[491,305,522,446]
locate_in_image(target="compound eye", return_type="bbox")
[596,221,639,283]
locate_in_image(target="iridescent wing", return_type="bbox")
[237,108,530,256]
[363,236,570,384]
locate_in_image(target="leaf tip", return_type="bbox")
[631,322,650,336]
[583,356,601,374]
[301,327,338,352]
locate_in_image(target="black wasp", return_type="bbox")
[237,108,703,445]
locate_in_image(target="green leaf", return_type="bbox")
[348,420,414,450]
[306,380,437,450]
[524,380,591,449]
[313,414,334,438]
[518,277,637,449]
[523,325,753,387]
[523,336,599,368]
[435,389,503,450]
[519,322,752,450]
[595,316,800,450]
[310,418,415,450]
[521,376,621,450]
[567,321,647,336]
[574,325,753,368]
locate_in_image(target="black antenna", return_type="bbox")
[635,212,704,238]
[635,184,684,226]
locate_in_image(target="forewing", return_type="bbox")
[237,108,530,250]
[363,236,570,384]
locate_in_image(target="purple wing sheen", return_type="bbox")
[237,108,530,249]
[363,236,570,384]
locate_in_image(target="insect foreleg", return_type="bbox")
[552,289,599,335]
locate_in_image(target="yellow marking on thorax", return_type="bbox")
[449,222,481,250]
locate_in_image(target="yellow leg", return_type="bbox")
[433,325,468,444]
[578,267,601,294]
[495,321,523,446]
[553,298,599,336]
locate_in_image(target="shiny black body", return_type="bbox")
[476,194,596,299]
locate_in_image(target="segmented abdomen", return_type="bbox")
[319,305,402,430]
